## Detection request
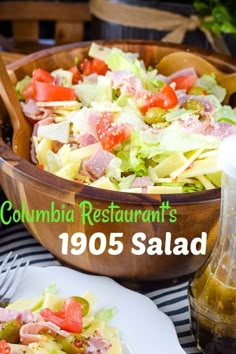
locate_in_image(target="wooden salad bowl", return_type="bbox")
[1,40,236,282]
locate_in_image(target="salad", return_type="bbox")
[16,43,236,193]
[0,285,121,353]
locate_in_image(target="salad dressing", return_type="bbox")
[188,135,236,354]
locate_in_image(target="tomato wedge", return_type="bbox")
[0,340,11,354]
[69,66,83,84]
[40,297,83,333]
[22,81,35,100]
[138,84,178,114]
[32,68,54,83]
[23,68,54,99]
[25,81,76,102]
[96,112,130,151]
[22,67,76,101]
[80,58,108,76]
[171,74,198,92]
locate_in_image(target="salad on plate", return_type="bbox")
[0,284,121,354]
[16,43,236,193]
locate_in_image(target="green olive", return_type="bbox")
[144,107,166,125]
[182,99,205,113]
[188,86,206,96]
[0,320,20,343]
[72,296,90,316]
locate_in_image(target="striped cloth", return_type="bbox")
[0,222,200,354]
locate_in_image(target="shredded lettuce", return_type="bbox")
[196,74,226,102]
[205,94,222,110]
[95,307,116,324]
[15,75,31,100]
[106,156,122,181]
[118,174,136,190]
[104,48,151,87]
[114,103,146,130]
[214,105,236,124]
[74,83,98,106]
[95,75,113,102]
[51,68,73,87]
[158,122,220,152]
[37,120,70,143]
[182,182,204,192]
[165,108,197,122]
[116,148,147,176]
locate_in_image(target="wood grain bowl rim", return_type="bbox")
[6,39,236,74]
[1,39,232,205]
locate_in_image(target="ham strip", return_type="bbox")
[153,68,197,86]
[84,149,114,180]
[108,70,144,96]
[131,176,154,188]
[178,115,211,134]
[21,99,53,122]
[167,68,197,82]
[0,308,20,322]
[87,110,101,137]
[202,121,236,139]
[85,331,112,354]
[0,308,42,324]
[76,133,98,146]
[179,113,236,139]
[20,321,69,345]
[38,117,55,126]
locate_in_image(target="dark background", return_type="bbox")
[0,1,235,56]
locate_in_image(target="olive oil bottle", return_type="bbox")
[188,135,236,354]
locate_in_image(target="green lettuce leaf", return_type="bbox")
[165,108,197,122]
[158,122,220,152]
[51,69,73,87]
[196,74,226,102]
[15,75,31,101]
[118,174,136,190]
[182,182,204,192]
[95,307,116,324]
[106,156,122,181]
[214,105,236,124]
[37,120,70,144]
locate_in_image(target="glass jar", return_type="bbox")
[188,135,236,354]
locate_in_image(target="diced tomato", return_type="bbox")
[36,164,44,169]
[32,68,54,83]
[22,80,36,100]
[23,68,55,99]
[80,58,108,76]
[69,66,83,84]
[80,59,92,76]
[96,112,130,151]
[171,74,198,92]
[40,297,83,333]
[137,84,178,114]
[0,340,11,354]
[30,81,76,102]
[22,67,76,101]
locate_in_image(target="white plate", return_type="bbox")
[12,265,185,354]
